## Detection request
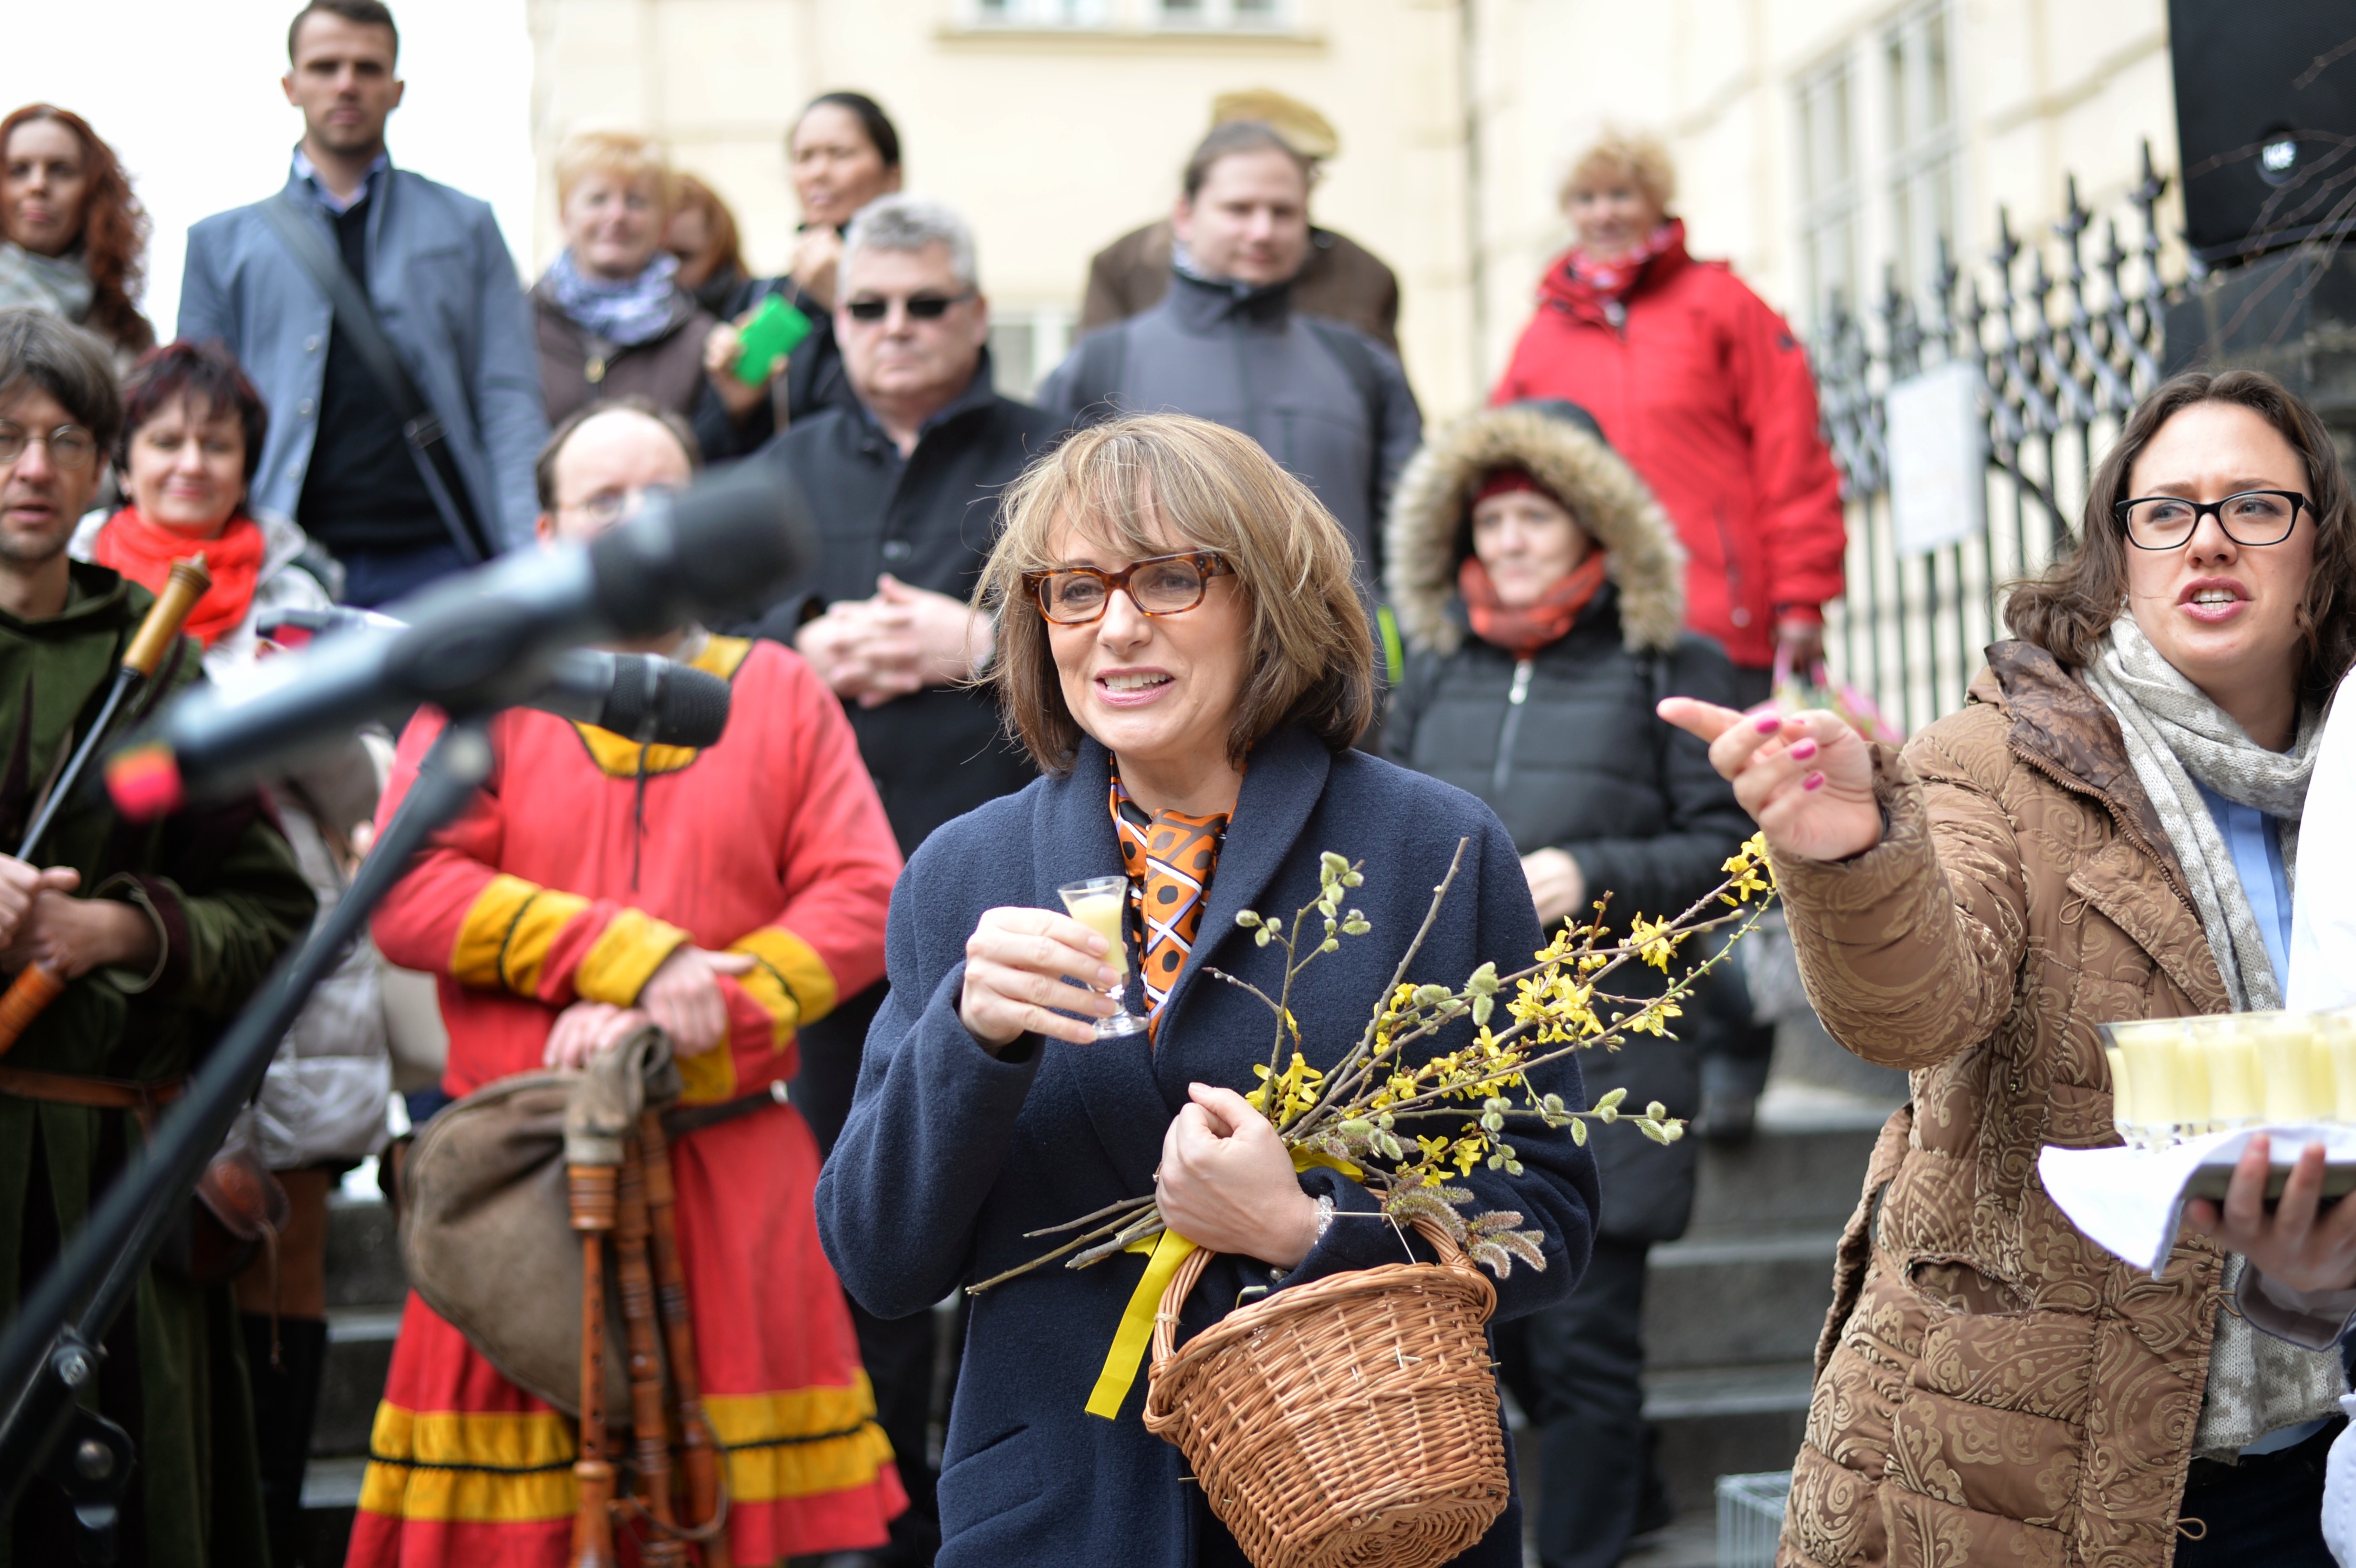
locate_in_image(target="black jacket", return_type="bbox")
[692,274,859,462]
[1383,404,1753,1241]
[738,361,1062,856]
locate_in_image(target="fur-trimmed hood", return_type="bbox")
[1383,404,1684,657]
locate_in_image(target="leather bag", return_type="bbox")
[397,1027,680,1421]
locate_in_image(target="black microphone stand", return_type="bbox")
[0,718,495,1559]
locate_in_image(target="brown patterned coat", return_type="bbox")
[1774,640,2234,1568]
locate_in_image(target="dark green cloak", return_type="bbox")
[0,562,316,1568]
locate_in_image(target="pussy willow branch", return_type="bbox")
[1301,876,1752,1126]
[1329,898,1771,1126]
[1310,872,1760,1121]
[1024,1194,1160,1238]
[1347,837,1470,1065]
[1263,877,1340,1089]
[1202,966,1282,1018]
[966,859,1772,1294]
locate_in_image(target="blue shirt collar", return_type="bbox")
[292,146,390,215]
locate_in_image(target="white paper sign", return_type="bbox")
[1884,360,1987,557]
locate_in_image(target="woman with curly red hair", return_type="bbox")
[0,104,155,366]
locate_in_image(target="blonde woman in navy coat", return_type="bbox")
[817,413,1601,1568]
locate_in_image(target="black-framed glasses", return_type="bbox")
[2113,490,2312,550]
[0,421,98,472]
[844,291,977,323]
[1023,551,1231,626]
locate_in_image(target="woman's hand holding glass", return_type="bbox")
[959,907,1121,1054]
[1156,1083,1322,1269]
[1659,700,1882,863]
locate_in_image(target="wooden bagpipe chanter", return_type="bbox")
[398,1027,777,1567]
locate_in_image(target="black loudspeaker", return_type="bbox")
[2168,1,2356,265]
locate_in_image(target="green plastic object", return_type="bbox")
[734,293,814,386]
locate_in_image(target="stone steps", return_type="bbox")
[1623,1063,1898,1538]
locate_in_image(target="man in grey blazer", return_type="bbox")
[178,0,546,605]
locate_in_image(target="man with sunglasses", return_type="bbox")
[0,310,315,1562]
[735,193,1059,1566]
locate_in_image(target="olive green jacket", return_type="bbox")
[0,562,316,1568]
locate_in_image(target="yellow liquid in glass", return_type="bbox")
[1068,895,1128,979]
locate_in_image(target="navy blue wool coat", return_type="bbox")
[815,724,1601,1568]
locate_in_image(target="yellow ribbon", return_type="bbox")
[1083,1146,1362,1420]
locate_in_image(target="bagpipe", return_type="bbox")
[398,1027,747,1565]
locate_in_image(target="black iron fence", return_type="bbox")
[1811,141,2184,734]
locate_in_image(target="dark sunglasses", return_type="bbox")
[844,291,976,322]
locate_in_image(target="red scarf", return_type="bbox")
[1563,219,1684,299]
[1458,551,1608,661]
[92,507,267,649]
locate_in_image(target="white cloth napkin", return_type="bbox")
[2037,1124,2356,1272]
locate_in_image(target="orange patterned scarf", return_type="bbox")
[1109,773,1230,1039]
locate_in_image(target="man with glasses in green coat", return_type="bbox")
[0,309,316,1567]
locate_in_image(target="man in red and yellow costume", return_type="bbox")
[348,397,908,1567]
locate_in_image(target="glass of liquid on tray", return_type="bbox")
[1058,876,1149,1039]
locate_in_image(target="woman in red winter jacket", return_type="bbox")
[1491,128,1845,702]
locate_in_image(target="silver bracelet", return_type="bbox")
[1312,1194,1336,1242]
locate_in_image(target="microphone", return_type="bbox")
[103,459,804,816]
[261,609,733,747]
[530,648,732,748]
[108,624,736,818]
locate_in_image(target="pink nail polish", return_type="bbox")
[1802,772,1825,791]
[1790,739,1819,761]
[1754,712,1782,734]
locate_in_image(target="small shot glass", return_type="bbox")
[1057,876,1149,1039]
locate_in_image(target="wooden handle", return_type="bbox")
[616,1143,690,1565]
[0,964,67,1061]
[121,556,213,678]
[569,1164,618,1568]
[639,1110,731,1561]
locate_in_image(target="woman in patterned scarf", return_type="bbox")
[816,411,1601,1568]
[1662,370,2356,1567]
[531,130,718,431]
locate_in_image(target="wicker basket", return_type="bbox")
[1141,1218,1509,1568]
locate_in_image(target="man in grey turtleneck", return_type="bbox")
[1035,119,1421,595]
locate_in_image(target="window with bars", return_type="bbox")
[1884,3,1960,305]
[1796,58,1860,325]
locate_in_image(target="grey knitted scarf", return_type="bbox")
[2082,614,2320,1011]
[0,241,94,326]
[2081,612,2340,1456]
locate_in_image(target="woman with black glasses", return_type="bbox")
[1659,369,2356,1566]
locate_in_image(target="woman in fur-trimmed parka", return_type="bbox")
[1384,400,1753,1568]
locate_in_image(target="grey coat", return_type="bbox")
[1035,268,1421,583]
[178,164,548,551]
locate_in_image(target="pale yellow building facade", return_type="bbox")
[525,0,2183,420]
